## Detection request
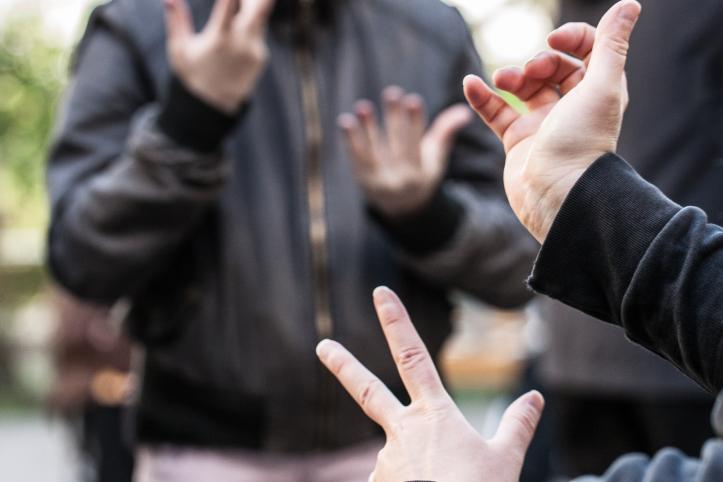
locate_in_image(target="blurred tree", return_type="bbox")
[0,15,67,228]
[0,15,67,406]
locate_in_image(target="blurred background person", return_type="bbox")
[0,1,555,480]
[48,290,135,482]
[532,0,723,478]
[45,0,538,481]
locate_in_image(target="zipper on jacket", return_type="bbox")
[296,0,335,448]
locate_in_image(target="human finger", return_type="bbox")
[462,75,520,149]
[316,339,404,429]
[207,0,240,32]
[373,287,447,401]
[339,113,377,175]
[355,100,385,159]
[423,103,471,166]
[585,0,641,92]
[491,391,545,460]
[547,22,596,65]
[523,50,586,95]
[492,66,559,111]
[382,86,411,161]
[164,0,194,43]
[237,0,275,32]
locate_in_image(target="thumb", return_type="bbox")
[586,0,641,90]
[239,0,276,32]
[424,104,472,161]
[492,391,545,459]
[164,0,194,43]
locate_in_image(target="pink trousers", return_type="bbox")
[133,440,383,482]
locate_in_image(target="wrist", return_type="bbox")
[182,75,250,115]
[369,187,438,220]
[157,76,248,153]
[519,157,597,243]
[369,186,465,256]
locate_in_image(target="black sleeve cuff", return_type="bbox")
[369,186,466,256]
[528,153,681,323]
[156,76,247,153]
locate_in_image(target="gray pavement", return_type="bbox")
[0,416,79,482]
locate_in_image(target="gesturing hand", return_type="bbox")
[339,87,472,218]
[316,287,544,482]
[463,0,641,243]
[164,0,275,114]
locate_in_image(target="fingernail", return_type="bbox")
[526,390,546,410]
[618,0,641,21]
[462,74,478,86]
[382,85,404,100]
[337,113,354,127]
[316,339,333,359]
[373,286,392,303]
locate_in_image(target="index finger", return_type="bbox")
[237,0,275,32]
[463,75,520,150]
[547,22,596,65]
[373,287,447,401]
[316,339,403,430]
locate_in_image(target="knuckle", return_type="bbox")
[396,346,429,371]
[358,379,382,412]
[604,35,630,57]
[510,409,538,439]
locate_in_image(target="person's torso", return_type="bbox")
[96,0,481,451]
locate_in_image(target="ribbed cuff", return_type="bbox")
[157,76,247,153]
[528,153,681,321]
[369,187,465,256]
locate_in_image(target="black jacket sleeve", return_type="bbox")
[47,8,240,303]
[528,153,723,393]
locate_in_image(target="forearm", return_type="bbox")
[377,183,538,308]
[47,10,244,302]
[529,154,723,391]
[49,104,232,302]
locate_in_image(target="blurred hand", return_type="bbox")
[164,0,275,114]
[463,0,641,243]
[339,87,472,218]
[316,287,544,482]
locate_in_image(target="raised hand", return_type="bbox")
[339,87,472,218]
[164,0,275,114]
[463,0,641,243]
[316,287,544,482]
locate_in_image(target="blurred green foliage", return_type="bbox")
[0,16,68,228]
[0,16,69,406]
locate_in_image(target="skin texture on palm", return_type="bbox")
[164,0,275,114]
[316,287,544,482]
[339,88,472,218]
[463,0,641,244]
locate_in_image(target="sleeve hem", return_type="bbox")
[368,186,466,256]
[156,76,247,153]
[528,153,681,321]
